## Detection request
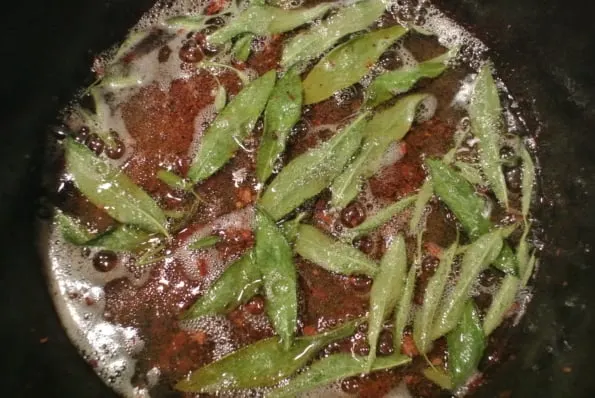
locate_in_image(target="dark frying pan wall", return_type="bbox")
[1,0,594,396]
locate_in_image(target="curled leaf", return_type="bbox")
[188,70,276,183]
[259,113,367,220]
[303,25,408,105]
[295,224,378,276]
[232,33,254,62]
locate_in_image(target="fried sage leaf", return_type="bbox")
[175,319,359,392]
[65,138,168,235]
[468,64,508,207]
[87,225,153,251]
[483,274,519,336]
[255,209,298,349]
[295,224,378,276]
[188,70,276,183]
[447,300,486,387]
[520,144,535,219]
[164,15,205,31]
[207,4,332,45]
[422,367,453,390]
[394,264,417,353]
[180,251,262,320]
[268,353,411,397]
[259,113,368,220]
[188,235,221,250]
[343,194,416,239]
[331,94,430,208]
[368,234,407,367]
[431,229,503,339]
[409,178,434,234]
[426,158,518,275]
[232,33,254,62]
[56,211,96,245]
[413,241,458,354]
[365,47,457,108]
[303,25,407,105]
[281,0,387,68]
[256,67,303,183]
[157,169,193,191]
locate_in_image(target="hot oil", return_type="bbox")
[44,0,533,397]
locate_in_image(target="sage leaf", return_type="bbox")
[65,138,168,235]
[256,67,303,183]
[207,4,332,45]
[255,209,298,349]
[413,241,457,354]
[409,178,433,235]
[331,94,430,208]
[188,70,276,183]
[303,25,408,105]
[446,300,486,387]
[280,212,306,243]
[431,229,504,339]
[422,367,453,390]
[157,169,193,191]
[87,225,153,251]
[188,235,220,250]
[394,264,417,354]
[165,15,205,31]
[365,47,457,108]
[344,194,416,239]
[232,33,254,62]
[454,161,487,187]
[213,84,227,112]
[268,353,411,397]
[175,319,359,392]
[521,251,537,288]
[520,144,535,219]
[468,64,508,207]
[259,113,368,220]
[368,234,407,367]
[295,224,378,276]
[281,0,387,68]
[483,274,519,336]
[180,251,262,320]
[56,211,95,245]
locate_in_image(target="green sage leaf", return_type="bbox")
[431,229,504,339]
[87,225,153,251]
[422,367,453,390]
[409,178,434,234]
[344,194,416,239]
[368,234,407,367]
[413,241,457,354]
[303,25,408,105]
[232,33,254,62]
[180,251,262,320]
[295,224,378,276]
[394,263,417,354]
[268,353,411,397]
[468,64,508,207]
[188,235,221,250]
[213,84,227,112]
[207,4,332,45]
[454,161,487,187]
[256,67,303,183]
[331,94,430,208]
[259,113,367,220]
[520,144,535,219]
[364,47,457,108]
[65,138,168,235]
[483,274,519,336]
[188,70,276,183]
[165,15,205,31]
[157,169,193,191]
[281,0,387,68]
[56,211,96,245]
[446,300,486,387]
[175,319,359,392]
[255,209,298,349]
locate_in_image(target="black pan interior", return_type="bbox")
[1,0,594,396]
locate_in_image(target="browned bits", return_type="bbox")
[244,295,265,315]
[341,376,362,394]
[75,126,90,144]
[105,131,126,159]
[85,133,105,155]
[350,334,371,356]
[354,235,376,256]
[378,329,395,356]
[196,28,222,56]
[340,202,366,227]
[93,250,118,272]
[504,166,522,193]
[347,275,373,291]
[179,39,204,63]
[158,45,172,63]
